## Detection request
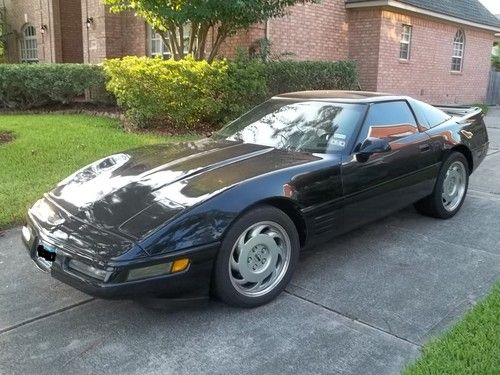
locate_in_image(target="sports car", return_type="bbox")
[22,91,489,307]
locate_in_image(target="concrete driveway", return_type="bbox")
[1,109,500,375]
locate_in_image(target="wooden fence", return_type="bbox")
[486,69,500,105]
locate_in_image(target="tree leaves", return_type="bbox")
[103,0,319,61]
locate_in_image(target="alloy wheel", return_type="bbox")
[228,221,291,297]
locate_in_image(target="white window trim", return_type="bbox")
[146,24,193,58]
[147,26,171,58]
[399,24,412,60]
[20,25,39,63]
[451,30,465,72]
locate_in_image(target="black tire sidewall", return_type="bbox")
[432,152,469,219]
[213,205,300,308]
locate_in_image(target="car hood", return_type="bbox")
[47,139,319,239]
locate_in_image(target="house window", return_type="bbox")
[148,27,170,58]
[399,24,412,60]
[147,24,192,58]
[451,30,465,72]
[20,25,38,63]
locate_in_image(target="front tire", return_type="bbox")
[213,205,300,308]
[414,152,469,219]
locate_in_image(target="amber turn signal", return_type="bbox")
[171,258,190,273]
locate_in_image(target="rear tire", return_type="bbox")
[414,152,469,219]
[213,205,300,308]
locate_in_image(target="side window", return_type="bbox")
[357,101,418,146]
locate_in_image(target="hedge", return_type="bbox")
[0,58,359,130]
[264,60,358,97]
[0,64,109,109]
[104,57,358,129]
[103,56,267,130]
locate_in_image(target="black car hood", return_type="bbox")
[48,139,319,239]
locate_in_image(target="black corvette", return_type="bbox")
[22,91,489,307]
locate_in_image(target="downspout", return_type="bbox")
[85,0,90,63]
[264,19,270,62]
[46,0,53,62]
[38,0,46,62]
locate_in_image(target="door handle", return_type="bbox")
[419,144,431,152]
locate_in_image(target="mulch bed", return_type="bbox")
[0,132,15,145]
[0,102,122,118]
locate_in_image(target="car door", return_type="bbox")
[340,100,433,230]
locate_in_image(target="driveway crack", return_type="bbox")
[284,289,422,349]
[0,298,95,335]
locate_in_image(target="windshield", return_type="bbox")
[215,100,366,154]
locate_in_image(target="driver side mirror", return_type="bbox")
[356,137,391,162]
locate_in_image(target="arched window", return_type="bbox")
[451,30,465,72]
[20,25,39,63]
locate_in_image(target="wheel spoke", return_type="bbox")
[246,280,263,291]
[236,234,246,251]
[266,230,281,243]
[230,255,240,271]
[233,277,248,285]
[249,224,267,238]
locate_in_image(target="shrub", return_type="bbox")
[104,56,267,129]
[264,60,359,97]
[104,57,358,131]
[0,64,108,109]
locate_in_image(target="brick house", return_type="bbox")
[3,0,500,104]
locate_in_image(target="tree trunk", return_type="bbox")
[167,26,182,60]
[189,22,199,55]
[178,23,185,58]
[207,25,228,63]
[195,23,210,61]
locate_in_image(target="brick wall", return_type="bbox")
[104,9,146,59]
[347,8,382,91]
[82,0,146,63]
[4,0,54,62]
[4,0,84,63]
[376,10,494,104]
[81,0,107,63]
[60,0,83,62]
[219,0,349,61]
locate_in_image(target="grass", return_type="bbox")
[404,283,500,375]
[0,114,196,230]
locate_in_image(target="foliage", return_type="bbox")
[471,103,489,115]
[0,114,196,229]
[0,6,7,62]
[104,56,358,130]
[404,283,500,375]
[263,60,359,97]
[492,56,500,71]
[103,56,267,129]
[103,0,318,62]
[0,64,109,108]
[492,45,500,71]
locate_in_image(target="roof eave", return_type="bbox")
[346,0,500,33]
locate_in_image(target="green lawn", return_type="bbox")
[404,283,500,375]
[0,114,195,230]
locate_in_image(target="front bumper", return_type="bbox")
[22,220,219,300]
